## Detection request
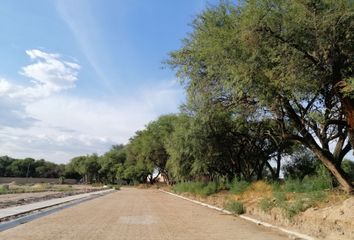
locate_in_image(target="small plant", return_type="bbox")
[0,185,9,194]
[172,181,220,196]
[281,199,305,219]
[259,197,274,212]
[273,191,287,206]
[200,182,218,196]
[108,184,121,190]
[229,179,250,195]
[224,200,245,214]
[58,176,65,184]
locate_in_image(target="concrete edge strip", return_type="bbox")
[0,189,115,220]
[159,189,314,240]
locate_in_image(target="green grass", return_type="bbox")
[283,177,332,193]
[0,184,77,195]
[259,197,275,213]
[224,200,245,214]
[0,186,9,194]
[259,175,330,219]
[172,181,220,196]
[229,180,250,195]
[108,184,121,190]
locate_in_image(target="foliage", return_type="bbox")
[259,198,274,213]
[0,156,65,178]
[224,200,245,215]
[168,0,354,192]
[282,147,319,180]
[229,179,250,195]
[172,181,222,196]
[342,159,354,181]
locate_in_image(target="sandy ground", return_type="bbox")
[0,188,290,240]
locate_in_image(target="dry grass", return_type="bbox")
[238,181,273,200]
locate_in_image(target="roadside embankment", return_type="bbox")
[164,181,353,240]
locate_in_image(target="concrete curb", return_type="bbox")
[160,189,315,240]
[0,189,114,220]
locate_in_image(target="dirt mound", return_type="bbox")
[297,197,354,240]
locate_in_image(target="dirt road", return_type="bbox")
[0,188,291,240]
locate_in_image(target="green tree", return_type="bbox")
[168,1,354,192]
[99,145,126,184]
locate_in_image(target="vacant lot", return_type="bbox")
[0,188,290,240]
[0,184,104,208]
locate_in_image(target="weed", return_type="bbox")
[229,179,250,195]
[273,191,287,206]
[0,186,9,194]
[283,172,332,193]
[109,184,121,190]
[172,181,220,196]
[281,198,305,219]
[224,200,245,214]
[259,197,274,212]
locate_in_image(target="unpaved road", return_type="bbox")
[0,188,291,240]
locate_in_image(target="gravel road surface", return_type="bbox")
[0,188,290,240]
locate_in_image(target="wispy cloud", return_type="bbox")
[17,49,80,98]
[55,0,113,90]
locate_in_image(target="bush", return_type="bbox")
[200,182,218,196]
[0,186,9,194]
[58,176,65,184]
[108,184,121,190]
[229,179,250,195]
[342,159,354,181]
[282,199,306,219]
[259,197,274,212]
[283,174,332,193]
[172,181,221,196]
[224,200,245,214]
[273,191,287,206]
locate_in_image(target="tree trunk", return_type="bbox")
[275,151,281,180]
[342,96,354,152]
[284,99,353,193]
[313,148,353,193]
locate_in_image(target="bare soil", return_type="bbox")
[0,188,290,240]
[169,184,354,240]
[0,185,104,209]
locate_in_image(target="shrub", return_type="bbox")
[342,159,354,181]
[273,191,287,206]
[224,200,245,214]
[0,186,9,194]
[284,177,331,193]
[229,179,250,195]
[200,182,218,196]
[281,199,306,219]
[259,197,274,212]
[58,176,65,184]
[172,181,221,196]
[108,184,121,190]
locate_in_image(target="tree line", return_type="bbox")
[1,1,353,193]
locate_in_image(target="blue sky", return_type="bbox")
[0,0,218,163]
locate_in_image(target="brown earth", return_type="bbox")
[0,185,104,209]
[0,188,291,240]
[168,182,354,240]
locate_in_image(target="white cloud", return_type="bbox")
[0,82,183,163]
[0,79,13,95]
[15,49,80,98]
[0,50,184,162]
[0,49,80,127]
